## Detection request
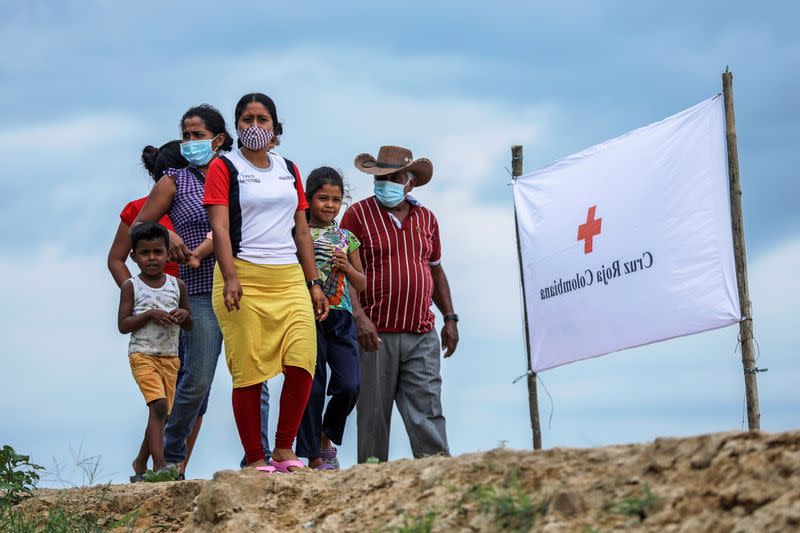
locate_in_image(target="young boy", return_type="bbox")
[118,222,192,480]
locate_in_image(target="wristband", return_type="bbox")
[443,313,459,323]
[307,278,323,289]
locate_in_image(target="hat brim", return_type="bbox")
[354,153,433,187]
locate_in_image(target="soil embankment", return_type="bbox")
[16,430,800,531]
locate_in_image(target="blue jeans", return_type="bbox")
[164,294,222,464]
[239,381,272,467]
[176,331,209,416]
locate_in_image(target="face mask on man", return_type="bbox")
[180,135,220,166]
[237,126,274,151]
[374,174,411,207]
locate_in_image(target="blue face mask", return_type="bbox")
[180,138,217,166]
[374,180,408,207]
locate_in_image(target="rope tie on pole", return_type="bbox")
[510,371,554,429]
[512,369,533,384]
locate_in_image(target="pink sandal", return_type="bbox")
[271,459,306,473]
[255,465,276,475]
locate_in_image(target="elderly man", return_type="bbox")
[341,145,459,463]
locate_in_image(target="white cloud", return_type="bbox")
[0,113,148,163]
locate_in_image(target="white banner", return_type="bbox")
[513,95,741,372]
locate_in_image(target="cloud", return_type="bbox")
[0,113,149,165]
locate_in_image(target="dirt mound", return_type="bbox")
[16,430,800,532]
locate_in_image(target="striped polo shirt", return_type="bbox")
[203,149,308,265]
[340,196,441,334]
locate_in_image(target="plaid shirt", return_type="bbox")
[168,167,214,294]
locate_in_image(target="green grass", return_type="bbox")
[609,484,660,521]
[466,473,547,532]
[0,504,139,533]
[1,444,142,533]
[142,467,179,483]
[384,510,437,533]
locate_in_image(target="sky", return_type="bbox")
[0,1,797,486]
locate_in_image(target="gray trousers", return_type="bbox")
[357,330,450,463]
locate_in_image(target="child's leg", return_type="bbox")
[133,431,150,475]
[321,311,360,448]
[180,415,204,474]
[296,322,328,463]
[272,366,313,469]
[146,398,169,471]
[232,383,265,466]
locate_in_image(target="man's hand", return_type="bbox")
[356,314,382,352]
[169,308,190,325]
[149,309,178,327]
[441,320,459,358]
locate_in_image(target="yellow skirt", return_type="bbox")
[213,259,316,388]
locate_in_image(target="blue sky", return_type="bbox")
[1,1,797,485]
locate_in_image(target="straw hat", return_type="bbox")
[353,145,433,186]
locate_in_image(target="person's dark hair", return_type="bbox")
[234,93,284,147]
[181,104,234,152]
[130,221,170,251]
[305,167,346,222]
[141,140,188,181]
[306,166,344,200]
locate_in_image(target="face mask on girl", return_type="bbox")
[373,177,410,208]
[180,135,219,166]
[237,126,274,151]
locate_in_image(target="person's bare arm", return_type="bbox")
[132,176,190,263]
[108,222,134,287]
[293,211,329,321]
[118,280,176,333]
[431,264,459,358]
[188,237,214,268]
[170,279,193,330]
[207,204,241,311]
[332,248,366,293]
[350,285,381,352]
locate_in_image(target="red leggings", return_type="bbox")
[232,366,313,465]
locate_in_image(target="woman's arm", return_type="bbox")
[132,176,190,263]
[108,222,134,287]
[188,235,214,269]
[207,204,241,311]
[293,211,329,321]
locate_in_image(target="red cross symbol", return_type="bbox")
[577,205,602,254]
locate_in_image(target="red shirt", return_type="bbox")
[120,197,180,278]
[341,197,441,334]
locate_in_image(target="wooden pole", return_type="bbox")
[511,145,542,449]
[722,71,761,430]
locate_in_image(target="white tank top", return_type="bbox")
[128,274,181,356]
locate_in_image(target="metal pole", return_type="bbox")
[512,145,542,449]
[722,71,761,430]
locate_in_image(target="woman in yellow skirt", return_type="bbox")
[204,92,328,473]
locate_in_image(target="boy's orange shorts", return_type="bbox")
[128,353,181,412]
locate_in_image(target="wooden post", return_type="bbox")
[512,145,542,449]
[722,71,761,430]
